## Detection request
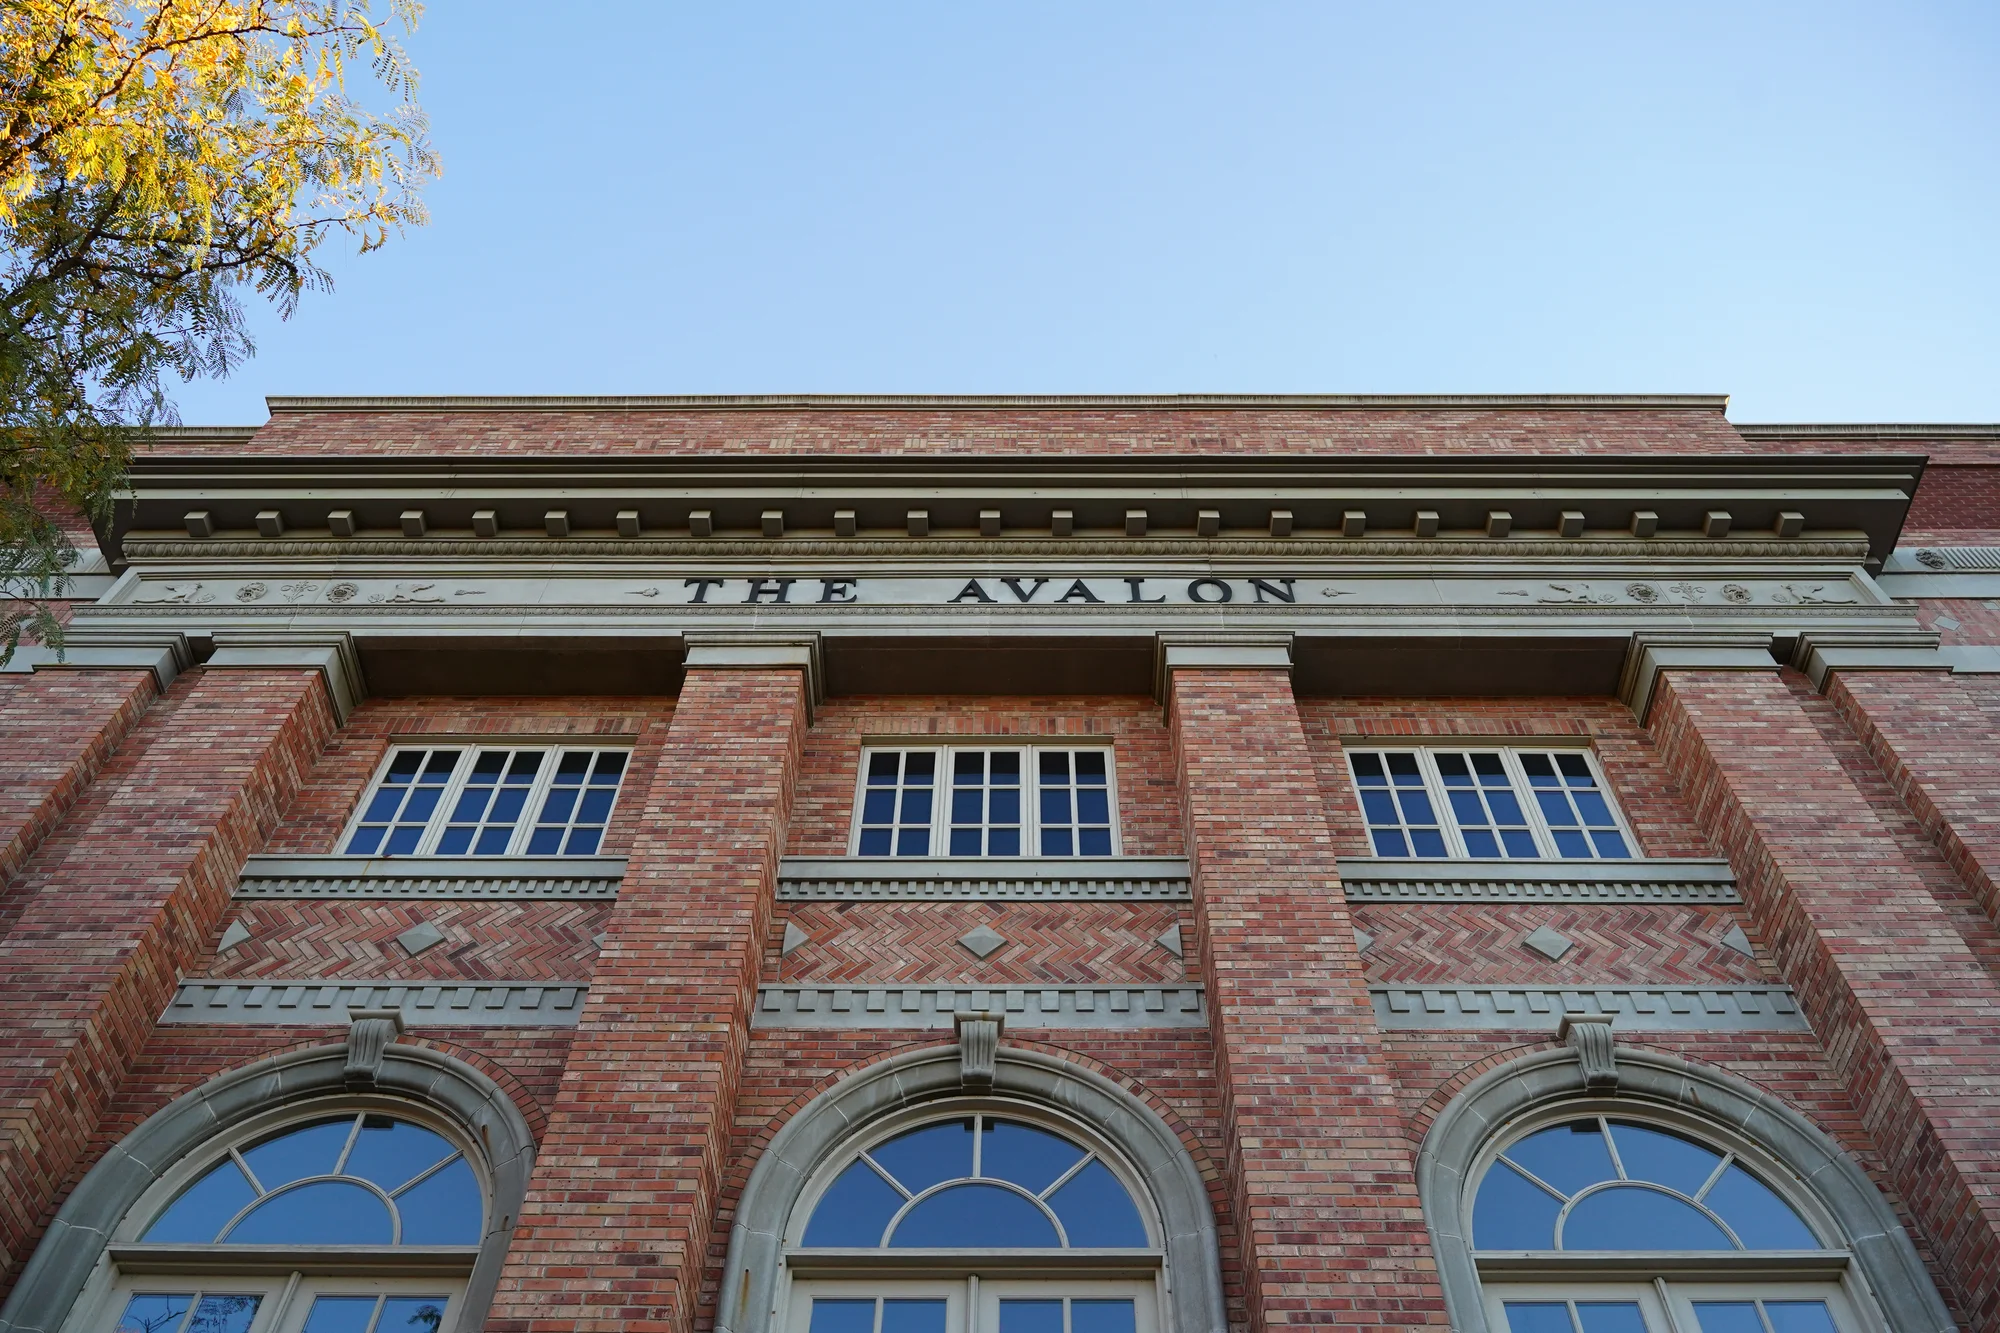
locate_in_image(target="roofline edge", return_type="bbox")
[258,393,1733,414]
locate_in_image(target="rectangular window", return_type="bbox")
[854,746,1118,857]
[342,746,628,856]
[1347,748,1634,860]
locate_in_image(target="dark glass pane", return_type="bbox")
[1690,1303,1764,1333]
[145,1159,258,1242]
[1372,829,1410,857]
[858,829,891,855]
[1762,1303,1838,1333]
[949,828,982,855]
[1608,1122,1722,1196]
[363,788,408,823]
[1436,753,1471,780]
[1462,829,1500,857]
[345,826,386,855]
[900,790,932,823]
[1041,790,1072,824]
[991,789,1020,823]
[401,787,442,823]
[422,751,461,777]
[384,825,424,855]
[982,1120,1084,1194]
[801,1159,905,1247]
[435,827,474,855]
[471,752,508,777]
[1572,791,1615,825]
[1360,791,1399,823]
[1563,1184,1734,1249]
[1351,754,1385,781]
[868,753,900,782]
[1704,1163,1819,1249]
[225,1180,392,1245]
[889,1183,1058,1247]
[1520,754,1556,779]
[1398,791,1436,824]
[343,1118,456,1193]
[1501,829,1540,857]
[1552,830,1593,859]
[242,1117,352,1189]
[896,830,929,856]
[301,1296,378,1333]
[1536,791,1574,823]
[378,1297,448,1333]
[871,1120,973,1193]
[862,791,895,824]
[1449,791,1487,823]
[955,752,985,779]
[952,790,983,824]
[117,1294,193,1333]
[1079,828,1112,855]
[991,753,1020,778]
[1386,753,1421,778]
[1574,1304,1647,1333]
[526,828,562,854]
[991,828,1022,856]
[1503,1122,1614,1197]
[388,751,425,778]
[1500,1303,1575,1333]
[1078,789,1110,823]
[539,788,579,824]
[880,1300,947,1333]
[1047,1160,1148,1246]
[1070,1300,1137,1333]
[1471,1160,1562,1250]
[906,753,935,780]
[591,751,625,779]
[1041,829,1074,856]
[556,752,590,778]
[1075,753,1106,779]
[1590,830,1631,858]
[1410,828,1449,857]
[809,1299,877,1333]
[496,787,535,822]
[998,1300,1064,1333]
[1488,791,1527,824]
[1040,752,1069,780]
[1557,754,1593,781]
[186,1295,260,1333]
[564,827,603,854]
[1473,753,1508,778]
[397,1156,483,1244]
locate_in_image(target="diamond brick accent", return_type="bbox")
[1523,925,1574,961]
[782,922,811,956]
[1720,924,1755,957]
[217,921,252,952]
[775,901,1187,983]
[397,921,446,956]
[958,925,1007,959]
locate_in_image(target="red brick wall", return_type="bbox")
[775,899,1188,985]
[0,668,157,895]
[1905,464,2000,542]
[1913,598,2000,648]
[0,666,337,1289]
[1649,667,2000,1329]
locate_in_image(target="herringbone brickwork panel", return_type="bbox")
[1356,902,1770,985]
[787,696,1183,856]
[774,901,1187,983]
[199,900,608,981]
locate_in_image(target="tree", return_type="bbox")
[0,0,438,661]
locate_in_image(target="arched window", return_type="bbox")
[783,1108,1163,1333]
[74,1106,487,1333]
[1420,1045,1956,1333]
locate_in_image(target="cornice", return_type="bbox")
[261,393,1733,413]
[1736,422,2000,439]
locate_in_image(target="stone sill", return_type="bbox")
[236,854,627,899]
[779,856,1191,901]
[1338,857,1739,903]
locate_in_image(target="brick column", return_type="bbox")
[488,646,811,1333]
[1650,668,2000,1326]
[1822,667,2000,930]
[0,663,338,1286]
[0,668,158,893]
[1164,638,1447,1331]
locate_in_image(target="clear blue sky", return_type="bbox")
[171,2,2000,426]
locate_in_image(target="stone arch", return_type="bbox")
[0,1041,536,1333]
[716,1042,1227,1333]
[1416,1043,1955,1333]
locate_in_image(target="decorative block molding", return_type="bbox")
[161,980,589,1027]
[777,856,1191,901]
[752,983,1208,1030]
[1336,857,1741,904]
[234,854,627,899]
[1371,984,1807,1032]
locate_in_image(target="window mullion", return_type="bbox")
[504,750,558,857]
[415,751,477,857]
[1505,751,1561,859]
[1419,751,1469,859]
[1022,749,1041,858]
[934,747,954,857]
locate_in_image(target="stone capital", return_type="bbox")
[25,628,193,691]
[1152,631,1294,702]
[1790,629,1947,691]
[1617,631,1776,724]
[205,630,366,724]
[682,631,824,716]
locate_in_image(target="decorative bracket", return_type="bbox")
[1557,1013,1618,1090]
[344,1006,407,1088]
[954,1011,1003,1090]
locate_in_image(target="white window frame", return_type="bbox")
[338,745,631,858]
[1344,746,1640,860]
[848,746,1122,858]
[1483,1278,1863,1333]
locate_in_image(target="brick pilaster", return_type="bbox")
[1168,667,1447,1330]
[488,666,808,1333]
[1651,669,2000,1328]
[0,666,337,1288]
[0,669,158,894]
[1824,669,2000,931]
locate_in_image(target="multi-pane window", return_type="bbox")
[1348,749,1634,859]
[343,747,628,857]
[853,748,1117,857]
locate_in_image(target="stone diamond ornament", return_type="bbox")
[958,925,1008,959]
[1155,924,1185,958]
[1720,924,1756,958]
[1353,927,1375,954]
[782,922,812,956]
[1523,925,1574,961]
[218,921,252,953]
[396,921,446,956]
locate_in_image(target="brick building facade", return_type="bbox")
[1,395,1997,1333]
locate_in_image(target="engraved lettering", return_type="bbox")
[818,578,859,604]
[1001,577,1049,602]
[684,578,726,603]
[744,578,796,604]
[950,579,997,603]
[1123,577,1166,604]
[1187,578,1233,604]
[1056,579,1103,604]
[1249,578,1296,604]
